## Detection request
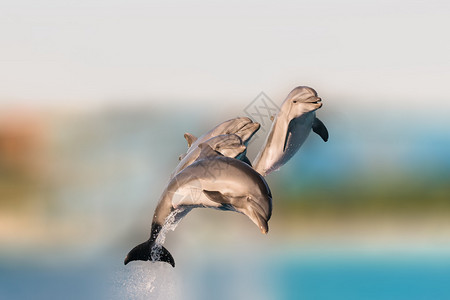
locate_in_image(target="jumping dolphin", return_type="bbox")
[252,86,328,176]
[124,144,272,267]
[170,134,246,179]
[178,117,260,161]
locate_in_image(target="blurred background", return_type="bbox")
[1,0,449,299]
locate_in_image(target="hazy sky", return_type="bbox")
[1,0,449,110]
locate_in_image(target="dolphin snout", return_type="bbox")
[304,96,322,104]
[236,122,261,142]
[245,195,272,234]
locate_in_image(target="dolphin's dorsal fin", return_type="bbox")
[312,117,329,142]
[198,143,222,159]
[184,133,197,148]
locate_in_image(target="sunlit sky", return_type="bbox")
[1,0,449,110]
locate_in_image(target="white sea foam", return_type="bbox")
[113,262,180,300]
[112,209,188,299]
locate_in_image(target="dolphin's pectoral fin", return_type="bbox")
[203,190,268,232]
[202,190,243,211]
[184,133,198,148]
[198,143,223,159]
[312,117,329,142]
[202,190,232,204]
[283,131,292,152]
[283,118,298,152]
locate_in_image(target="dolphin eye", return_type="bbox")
[293,100,298,103]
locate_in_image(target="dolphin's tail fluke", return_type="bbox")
[124,240,175,267]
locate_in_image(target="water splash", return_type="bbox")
[151,208,189,261]
[113,262,179,300]
[156,208,185,245]
[113,209,190,299]
[112,210,187,298]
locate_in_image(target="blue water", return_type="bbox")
[271,257,450,300]
[2,254,449,300]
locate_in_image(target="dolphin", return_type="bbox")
[124,144,272,267]
[170,134,247,179]
[179,117,260,161]
[252,86,328,176]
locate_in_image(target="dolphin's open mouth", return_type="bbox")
[304,96,322,104]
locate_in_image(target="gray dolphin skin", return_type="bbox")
[124,85,329,268]
[253,86,328,176]
[178,116,259,166]
[124,144,272,267]
[170,134,247,179]
[181,117,260,156]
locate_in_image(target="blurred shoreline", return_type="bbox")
[1,104,449,260]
